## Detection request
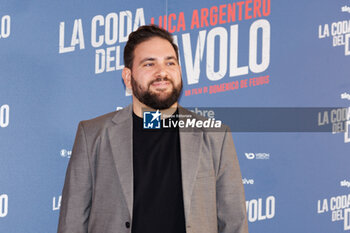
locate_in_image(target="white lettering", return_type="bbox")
[266,196,275,219]
[59,22,74,53]
[95,46,124,74]
[182,30,206,85]
[59,19,85,53]
[246,196,275,222]
[341,92,350,100]
[186,119,196,128]
[207,27,228,81]
[195,120,203,128]
[91,9,145,49]
[71,19,85,49]
[331,108,348,123]
[247,199,258,222]
[318,111,329,126]
[330,194,350,211]
[249,19,270,73]
[242,178,254,185]
[245,153,255,159]
[317,199,329,213]
[0,15,11,39]
[182,19,270,85]
[229,24,248,77]
[119,11,132,43]
[52,196,62,211]
[0,194,8,217]
[345,208,350,230]
[0,104,9,128]
[214,120,222,128]
[91,15,104,48]
[60,149,72,158]
[106,46,116,72]
[345,121,350,143]
[105,13,118,45]
[331,20,350,36]
[133,8,145,31]
[95,49,106,74]
[346,34,350,56]
[318,24,329,39]
[190,108,215,118]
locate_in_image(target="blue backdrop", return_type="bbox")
[1,0,350,232]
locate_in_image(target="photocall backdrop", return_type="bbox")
[1,0,350,232]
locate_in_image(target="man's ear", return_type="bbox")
[122,67,132,90]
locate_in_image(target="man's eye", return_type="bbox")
[167,62,176,65]
[144,63,153,67]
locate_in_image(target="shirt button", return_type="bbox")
[125,222,131,228]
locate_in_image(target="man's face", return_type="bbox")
[128,37,182,110]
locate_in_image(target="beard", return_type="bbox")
[131,75,183,110]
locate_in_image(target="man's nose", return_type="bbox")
[155,64,168,78]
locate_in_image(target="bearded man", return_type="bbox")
[57,25,248,233]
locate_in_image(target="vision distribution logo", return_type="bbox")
[245,152,270,160]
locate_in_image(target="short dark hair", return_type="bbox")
[123,25,179,69]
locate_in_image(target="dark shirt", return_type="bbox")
[131,111,186,233]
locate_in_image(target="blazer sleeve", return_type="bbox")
[216,127,249,233]
[57,122,92,233]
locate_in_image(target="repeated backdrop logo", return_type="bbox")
[315,92,350,230]
[242,151,274,223]
[317,94,350,144]
[59,8,145,75]
[246,195,275,223]
[0,194,8,218]
[50,192,277,223]
[0,15,11,39]
[317,193,350,231]
[318,2,350,56]
[58,0,271,96]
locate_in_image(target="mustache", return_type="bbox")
[148,77,173,86]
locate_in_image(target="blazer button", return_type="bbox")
[125,222,131,228]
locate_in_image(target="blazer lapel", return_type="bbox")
[178,106,203,224]
[108,105,133,216]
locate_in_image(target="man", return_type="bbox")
[57,25,248,233]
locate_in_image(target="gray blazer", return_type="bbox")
[57,105,248,233]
